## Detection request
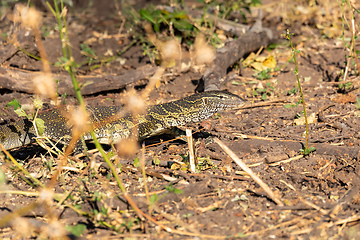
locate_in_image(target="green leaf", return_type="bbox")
[300,147,316,156]
[353,7,360,13]
[236,232,247,237]
[7,99,22,110]
[287,88,298,95]
[139,9,155,24]
[252,89,258,96]
[14,108,27,117]
[94,191,101,199]
[122,219,133,229]
[173,188,183,194]
[133,157,140,167]
[284,104,294,108]
[74,204,82,209]
[251,0,263,5]
[34,118,46,136]
[55,56,69,67]
[165,184,183,194]
[153,156,160,165]
[106,151,115,159]
[356,97,360,110]
[107,173,112,180]
[173,19,194,31]
[167,11,187,20]
[80,44,96,59]
[101,206,108,215]
[0,169,6,185]
[261,93,267,100]
[65,224,86,237]
[150,193,158,204]
[231,80,242,86]
[154,22,160,32]
[152,9,162,19]
[266,43,279,51]
[307,147,316,153]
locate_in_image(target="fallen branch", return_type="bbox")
[0,65,159,96]
[202,11,273,91]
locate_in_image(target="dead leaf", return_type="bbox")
[294,112,317,125]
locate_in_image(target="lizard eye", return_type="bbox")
[203,98,209,105]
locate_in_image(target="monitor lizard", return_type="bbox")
[0,91,245,151]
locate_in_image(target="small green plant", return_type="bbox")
[133,157,140,167]
[165,184,183,194]
[65,224,86,237]
[149,192,158,205]
[119,219,134,231]
[196,0,262,21]
[287,87,298,95]
[284,100,301,109]
[6,99,22,111]
[149,183,183,207]
[284,89,301,108]
[183,213,193,218]
[80,43,97,65]
[142,42,159,64]
[214,113,222,119]
[253,68,272,80]
[139,6,195,37]
[300,146,316,155]
[152,156,161,165]
[253,81,275,100]
[231,80,246,86]
[6,98,45,136]
[355,97,360,109]
[338,82,353,91]
[47,2,134,226]
[54,79,69,104]
[41,26,52,38]
[283,30,315,156]
[54,56,80,70]
[0,169,5,185]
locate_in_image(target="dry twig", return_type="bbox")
[213,138,283,206]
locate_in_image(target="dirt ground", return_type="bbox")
[0,0,360,239]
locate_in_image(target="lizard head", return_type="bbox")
[199,91,245,112]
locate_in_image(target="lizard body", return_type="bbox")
[0,91,244,151]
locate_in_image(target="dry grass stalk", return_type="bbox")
[213,138,284,206]
[186,129,196,173]
[141,143,150,205]
[268,155,303,166]
[298,196,328,215]
[196,200,224,213]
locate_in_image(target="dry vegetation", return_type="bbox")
[0,0,360,239]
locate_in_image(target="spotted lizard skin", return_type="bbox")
[0,91,245,150]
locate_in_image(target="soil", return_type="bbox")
[0,0,360,239]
